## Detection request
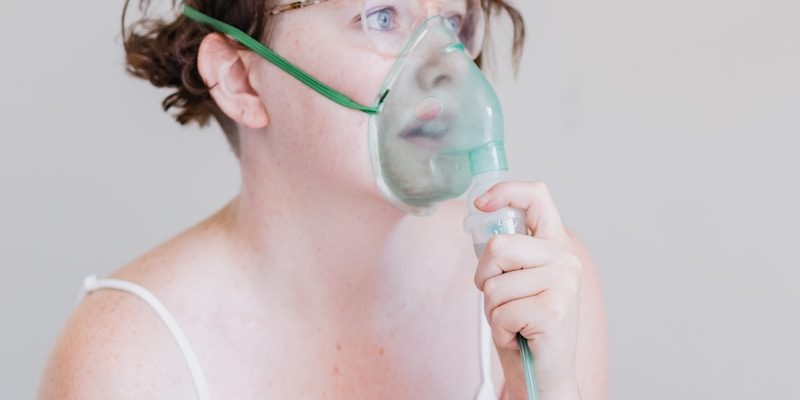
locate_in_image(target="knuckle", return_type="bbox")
[489,303,502,326]
[482,276,498,294]
[556,251,581,272]
[490,300,510,323]
[535,297,564,325]
[565,269,583,291]
[525,299,555,331]
[530,181,549,195]
[490,328,513,350]
[485,235,504,255]
[549,302,568,324]
[552,253,582,293]
[562,277,580,295]
[565,252,583,273]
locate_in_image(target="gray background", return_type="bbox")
[1,0,798,398]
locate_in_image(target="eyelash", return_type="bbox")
[361,6,396,29]
[350,10,467,32]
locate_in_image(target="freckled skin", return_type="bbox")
[38,2,609,399]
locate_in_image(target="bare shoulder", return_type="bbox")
[37,283,198,399]
[38,202,238,400]
[565,227,610,400]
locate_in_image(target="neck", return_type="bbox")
[224,133,470,325]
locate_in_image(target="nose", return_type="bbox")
[415,24,468,91]
[417,61,453,90]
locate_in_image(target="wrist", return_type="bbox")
[542,380,581,400]
[504,377,581,400]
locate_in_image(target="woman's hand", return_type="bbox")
[473,181,583,400]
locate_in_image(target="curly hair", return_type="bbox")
[122,0,525,157]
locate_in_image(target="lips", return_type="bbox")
[399,114,453,150]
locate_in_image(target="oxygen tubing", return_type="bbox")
[518,333,539,400]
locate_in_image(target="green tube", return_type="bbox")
[518,333,539,400]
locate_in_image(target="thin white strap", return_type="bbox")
[475,291,497,400]
[77,274,211,400]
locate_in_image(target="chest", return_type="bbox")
[183,293,490,399]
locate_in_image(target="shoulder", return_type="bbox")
[37,280,198,399]
[37,204,237,399]
[564,226,610,399]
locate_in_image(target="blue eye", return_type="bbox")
[366,7,395,31]
[446,14,463,32]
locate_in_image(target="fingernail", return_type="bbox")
[475,193,491,207]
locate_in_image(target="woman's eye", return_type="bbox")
[365,7,396,31]
[445,14,463,32]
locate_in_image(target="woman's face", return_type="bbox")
[244,0,475,209]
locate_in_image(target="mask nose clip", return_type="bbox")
[444,42,466,54]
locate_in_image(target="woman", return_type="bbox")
[39,0,608,399]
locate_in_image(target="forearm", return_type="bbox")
[502,377,582,400]
[499,356,582,400]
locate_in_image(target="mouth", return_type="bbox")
[398,114,453,151]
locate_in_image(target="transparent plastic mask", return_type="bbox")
[368,15,507,215]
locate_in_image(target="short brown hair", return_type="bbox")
[122,0,525,157]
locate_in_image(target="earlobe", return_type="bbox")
[197,33,269,129]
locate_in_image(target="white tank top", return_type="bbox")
[77,274,501,399]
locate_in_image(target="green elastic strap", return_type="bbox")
[183,5,379,115]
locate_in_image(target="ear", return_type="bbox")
[197,32,269,129]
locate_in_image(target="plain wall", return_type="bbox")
[1,0,798,398]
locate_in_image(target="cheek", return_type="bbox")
[250,32,396,195]
[316,49,395,109]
